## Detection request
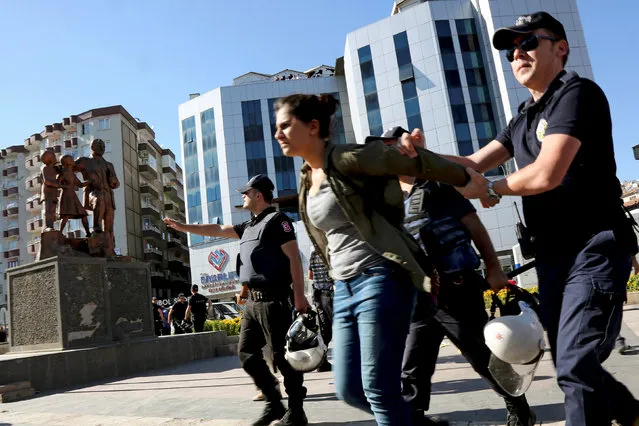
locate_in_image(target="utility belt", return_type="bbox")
[248,288,291,302]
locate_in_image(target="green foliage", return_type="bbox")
[628,274,639,293]
[204,317,241,336]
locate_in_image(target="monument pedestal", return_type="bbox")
[6,256,153,353]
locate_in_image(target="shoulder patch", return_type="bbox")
[536,119,548,142]
[282,221,292,232]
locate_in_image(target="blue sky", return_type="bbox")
[0,0,637,180]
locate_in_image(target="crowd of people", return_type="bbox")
[161,11,638,426]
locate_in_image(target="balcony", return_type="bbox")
[25,174,42,192]
[64,137,78,149]
[139,159,158,180]
[26,194,40,213]
[167,272,188,283]
[164,203,186,222]
[163,185,180,202]
[3,227,19,238]
[162,163,177,177]
[141,201,161,220]
[2,202,19,217]
[24,133,43,151]
[143,247,164,263]
[150,270,165,278]
[3,249,19,259]
[142,223,162,239]
[43,123,64,139]
[25,152,41,171]
[2,165,18,177]
[63,115,79,130]
[27,217,43,233]
[167,235,183,249]
[140,181,159,199]
[27,237,41,255]
[2,185,19,197]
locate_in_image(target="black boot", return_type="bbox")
[505,395,536,426]
[276,407,308,426]
[252,400,286,426]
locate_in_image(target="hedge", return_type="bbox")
[484,275,639,310]
[204,317,241,336]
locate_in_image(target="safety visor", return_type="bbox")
[488,350,543,397]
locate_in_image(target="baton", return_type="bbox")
[505,260,537,279]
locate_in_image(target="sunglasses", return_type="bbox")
[505,34,559,62]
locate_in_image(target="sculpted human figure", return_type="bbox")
[74,139,120,251]
[40,150,61,231]
[57,154,91,235]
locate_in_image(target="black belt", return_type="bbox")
[249,289,288,302]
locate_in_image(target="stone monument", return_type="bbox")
[7,139,154,353]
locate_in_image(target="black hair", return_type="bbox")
[274,94,339,139]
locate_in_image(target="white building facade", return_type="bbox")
[178,68,355,300]
[343,0,592,261]
[180,0,594,298]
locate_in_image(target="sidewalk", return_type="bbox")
[1,305,638,426]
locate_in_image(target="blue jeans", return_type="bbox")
[536,230,639,425]
[332,262,414,425]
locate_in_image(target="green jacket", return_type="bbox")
[298,141,470,293]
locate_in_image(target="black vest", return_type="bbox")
[239,211,292,290]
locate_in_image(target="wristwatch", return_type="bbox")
[487,181,502,200]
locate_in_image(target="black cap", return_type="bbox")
[493,11,567,50]
[178,293,185,298]
[237,174,275,194]
[364,126,410,144]
[191,284,199,292]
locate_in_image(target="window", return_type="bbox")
[82,123,90,135]
[456,18,501,174]
[104,140,111,153]
[8,241,18,250]
[182,115,203,239]
[242,100,268,177]
[98,118,111,130]
[8,260,18,269]
[268,99,298,196]
[436,20,471,156]
[358,45,383,136]
[201,108,222,227]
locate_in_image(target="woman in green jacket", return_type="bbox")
[273,93,480,425]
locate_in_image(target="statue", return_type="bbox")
[36,139,122,260]
[40,150,61,231]
[74,139,120,255]
[57,154,91,236]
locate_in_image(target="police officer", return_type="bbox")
[164,174,310,426]
[432,11,639,426]
[185,285,208,333]
[167,294,189,335]
[151,296,165,336]
[307,250,333,372]
[393,129,533,426]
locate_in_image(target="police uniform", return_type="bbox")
[170,299,188,334]
[495,69,639,424]
[234,206,306,412]
[188,287,208,333]
[400,181,532,422]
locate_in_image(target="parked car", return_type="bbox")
[209,302,240,320]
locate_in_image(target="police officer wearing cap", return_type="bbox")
[164,174,310,426]
[428,11,639,426]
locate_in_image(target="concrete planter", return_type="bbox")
[627,291,639,305]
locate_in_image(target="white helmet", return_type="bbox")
[484,301,545,396]
[285,309,328,372]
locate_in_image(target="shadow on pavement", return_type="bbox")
[437,402,565,423]
[310,421,376,425]
[432,376,553,394]
[305,392,339,402]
